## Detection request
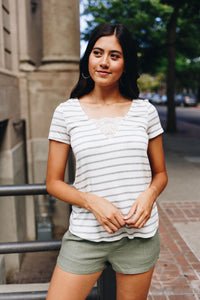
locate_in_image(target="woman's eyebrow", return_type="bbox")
[110,50,122,55]
[93,47,122,55]
[93,47,103,51]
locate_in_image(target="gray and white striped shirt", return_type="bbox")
[48,98,163,242]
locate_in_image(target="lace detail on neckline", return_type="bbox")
[91,117,123,137]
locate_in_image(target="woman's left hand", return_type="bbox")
[124,134,168,229]
[124,188,156,229]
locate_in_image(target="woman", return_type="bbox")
[46,23,168,300]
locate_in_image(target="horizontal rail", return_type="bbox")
[0,291,47,300]
[0,183,73,197]
[0,287,98,300]
[0,184,47,196]
[0,240,61,254]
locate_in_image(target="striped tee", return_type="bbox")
[48,98,164,242]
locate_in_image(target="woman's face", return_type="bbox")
[88,35,125,88]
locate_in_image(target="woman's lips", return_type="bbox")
[97,70,111,76]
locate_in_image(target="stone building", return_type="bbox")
[0,0,80,281]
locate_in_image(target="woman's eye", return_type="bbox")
[111,54,120,59]
[93,50,102,56]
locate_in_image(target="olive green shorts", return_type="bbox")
[57,230,160,275]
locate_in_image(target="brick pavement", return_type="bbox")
[149,201,200,300]
[9,201,200,299]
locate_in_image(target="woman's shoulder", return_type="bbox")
[55,98,79,111]
[131,99,159,116]
[133,98,154,108]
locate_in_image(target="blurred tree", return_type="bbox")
[138,73,166,93]
[82,0,200,132]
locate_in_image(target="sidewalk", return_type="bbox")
[150,201,200,299]
[149,114,200,299]
[7,111,200,299]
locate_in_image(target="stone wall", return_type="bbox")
[0,0,80,278]
[0,69,27,272]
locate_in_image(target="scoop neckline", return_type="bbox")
[75,98,134,121]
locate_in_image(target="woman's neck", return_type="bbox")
[89,86,127,105]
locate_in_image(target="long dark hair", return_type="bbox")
[70,23,140,99]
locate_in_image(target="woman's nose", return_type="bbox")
[100,55,109,68]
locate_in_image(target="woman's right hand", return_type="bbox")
[86,194,125,234]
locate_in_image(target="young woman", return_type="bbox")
[46,23,168,300]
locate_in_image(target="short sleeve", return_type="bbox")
[48,104,70,144]
[147,103,164,139]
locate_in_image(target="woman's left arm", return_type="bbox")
[124,134,168,228]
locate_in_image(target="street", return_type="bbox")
[157,105,200,128]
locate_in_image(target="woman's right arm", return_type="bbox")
[46,140,89,208]
[46,140,125,233]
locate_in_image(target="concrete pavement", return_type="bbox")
[160,114,200,203]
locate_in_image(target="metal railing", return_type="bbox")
[0,184,116,300]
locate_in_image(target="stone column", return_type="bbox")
[17,0,43,71]
[27,0,80,239]
[40,0,80,70]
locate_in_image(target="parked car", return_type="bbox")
[161,94,167,105]
[159,94,179,106]
[139,92,152,100]
[175,94,198,107]
[150,93,162,105]
[182,94,197,107]
[175,94,184,106]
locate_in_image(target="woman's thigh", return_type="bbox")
[116,267,154,300]
[46,265,102,300]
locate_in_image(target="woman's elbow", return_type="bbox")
[46,176,56,196]
[163,171,168,189]
[46,179,52,195]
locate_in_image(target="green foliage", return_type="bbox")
[176,57,200,91]
[81,0,200,91]
[138,72,166,92]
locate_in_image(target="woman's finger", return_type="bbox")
[124,203,137,221]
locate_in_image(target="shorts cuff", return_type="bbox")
[112,257,159,275]
[57,255,106,275]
